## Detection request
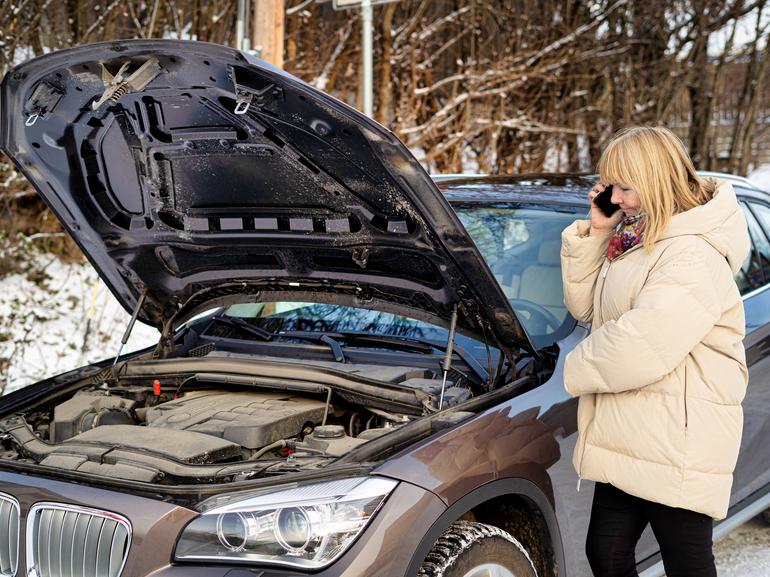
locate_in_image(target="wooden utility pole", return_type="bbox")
[252,0,285,68]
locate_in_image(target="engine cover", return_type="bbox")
[145,391,327,449]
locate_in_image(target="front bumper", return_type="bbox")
[0,470,445,577]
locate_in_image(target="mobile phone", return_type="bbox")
[593,185,621,218]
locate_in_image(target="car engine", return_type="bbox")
[0,360,475,485]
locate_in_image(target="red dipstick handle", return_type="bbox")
[153,379,162,397]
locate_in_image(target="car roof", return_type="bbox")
[698,171,758,189]
[433,172,770,206]
[434,173,594,206]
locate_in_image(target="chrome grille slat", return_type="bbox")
[69,513,81,577]
[48,509,64,577]
[38,509,52,577]
[107,524,128,577]
[78,515,94,577]
[0,501,11,572]
[26,504,131,577]
[82,517,103,577]
[95,521,117,577]
[0,493,20,577]
[60,511,78,577]
[8,503,18,575]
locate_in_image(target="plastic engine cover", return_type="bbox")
[145,391,327,449]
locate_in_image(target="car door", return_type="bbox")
[727,196,770,507]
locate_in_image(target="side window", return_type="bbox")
[745,203,770,277]
[748,201,770,249]
[737,203,769,295]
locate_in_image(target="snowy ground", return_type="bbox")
[713,514,770,577]
[0,242,158,395]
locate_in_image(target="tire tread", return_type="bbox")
[417,520,538,577]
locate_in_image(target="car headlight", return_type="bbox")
[174,476,398,569]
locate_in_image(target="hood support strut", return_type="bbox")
[112,289,147,366]
[438,304,458,410]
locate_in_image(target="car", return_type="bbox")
[0,39,769,577]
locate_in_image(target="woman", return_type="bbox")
[560,125,750,577]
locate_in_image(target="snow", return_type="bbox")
[748,164,770,192]
[543,139,569,172]
[162,22,197,41]
[0,244,158,396]
[713,514,770,576]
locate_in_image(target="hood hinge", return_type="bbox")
[92,57,162,110]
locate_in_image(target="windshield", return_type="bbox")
[220,301,493,359]
[453,203,584,343]
[217,203,583,354]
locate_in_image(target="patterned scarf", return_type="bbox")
[607,212,647,261]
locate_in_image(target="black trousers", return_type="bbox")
[585,481,717,577]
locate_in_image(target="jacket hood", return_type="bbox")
[0,40,535,356]
[659,179,750,274]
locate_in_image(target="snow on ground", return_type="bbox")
[0,243,158,395]
[713,514,770,577]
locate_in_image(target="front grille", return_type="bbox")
[0,493,20,577]
[26,504,131,577]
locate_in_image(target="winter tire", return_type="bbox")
[417,520,539,577]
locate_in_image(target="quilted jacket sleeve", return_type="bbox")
[563,242,724,397]
[560,219,614,323]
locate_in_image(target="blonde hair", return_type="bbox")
[598,125,717,253]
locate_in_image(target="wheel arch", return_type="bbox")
[405,477,565,577]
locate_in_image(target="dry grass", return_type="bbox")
[0,207,84,277]
[0,158,84,277]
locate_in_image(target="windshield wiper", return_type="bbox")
[286,330,490,383]
[211,317,348,361]
[356,333,489,383]
[211,316,274,341]
[207,320,489,382]
[280,330,434,353]
[318,334,346,363]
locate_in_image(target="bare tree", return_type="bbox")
[728,1,770,174]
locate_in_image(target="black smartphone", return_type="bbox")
[593,185,621,218]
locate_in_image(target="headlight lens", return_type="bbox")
[175,476,398,569]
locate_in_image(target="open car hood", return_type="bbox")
[1,40,535,355]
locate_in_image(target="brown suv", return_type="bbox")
[1,40,769,577]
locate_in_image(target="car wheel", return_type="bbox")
[763,509,770,524]
[417,520,539,577]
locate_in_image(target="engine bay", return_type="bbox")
[0,355,487,485]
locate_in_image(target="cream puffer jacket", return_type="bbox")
[560,179,750,520]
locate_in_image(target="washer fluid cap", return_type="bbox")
[312,425,346,439]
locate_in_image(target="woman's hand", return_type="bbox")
[587,183,624,235]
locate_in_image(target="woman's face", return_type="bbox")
[610,182,643,217]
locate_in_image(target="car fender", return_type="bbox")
[401,477,565,577]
